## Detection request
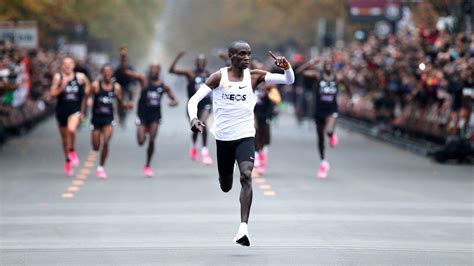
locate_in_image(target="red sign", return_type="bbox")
[348,0,402,22]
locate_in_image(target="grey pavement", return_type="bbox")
[0,100,473,265]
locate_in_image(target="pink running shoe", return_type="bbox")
[254,153,260,167]
[317,161,330,179]
[96,167,107,180]
[329,134,339,148]
[189,148,198,161]
[143,166,154,177]
[202,154,213,165]
[258,153,267,174]
[68,151,80,168]
[64,161,73,177]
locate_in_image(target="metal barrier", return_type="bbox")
[338,95,470,143]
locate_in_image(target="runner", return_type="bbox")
[50,56,90,177]
[297,59,350,179]
[254,83,281,175]
[169,51,213,165]
[126,64,178,177]
[187,41,294,246]
[251,59,282,176]
[113,46,135,126]
[90,64,131,179]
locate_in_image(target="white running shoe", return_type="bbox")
[233,223,251,247]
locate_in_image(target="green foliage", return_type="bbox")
[0,0,163,59]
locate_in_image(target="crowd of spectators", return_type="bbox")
[0,39,63,141]
[290,26,474,143]
[1,20,473,151]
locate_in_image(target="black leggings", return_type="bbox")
[255,121,270,152]
[315,114,337,160]
[216,137,254,223]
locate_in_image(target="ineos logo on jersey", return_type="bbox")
[65,85,79,93]
[320,80,337,94]
[99,96,114,104]
[222,93,247,101]
[147,91,161,99]
[321,87,337,94]
[146,88,162,107]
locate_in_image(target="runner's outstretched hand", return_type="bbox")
[269,51,290,70]
[191,118,205,133]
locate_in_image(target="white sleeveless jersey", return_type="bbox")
[210,67,257,141]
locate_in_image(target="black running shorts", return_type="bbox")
[216,137,255,176]
[90,117,114,130]
[56,110,80,127]
[136,110,162,126]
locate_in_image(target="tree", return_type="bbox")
[0,0,163,60]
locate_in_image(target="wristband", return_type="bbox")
[280,62,291,71]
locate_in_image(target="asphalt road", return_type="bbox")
[1,99,473,265]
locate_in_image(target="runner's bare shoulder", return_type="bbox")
[206,71,222,89]
[76,72,89,84]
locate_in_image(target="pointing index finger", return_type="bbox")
[268,51,278,60]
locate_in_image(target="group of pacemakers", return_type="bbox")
[50,40,345,246]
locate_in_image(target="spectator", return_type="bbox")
[0,42,66,136]
[290,24,473,143]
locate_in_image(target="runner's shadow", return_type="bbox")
[229,251,256,257]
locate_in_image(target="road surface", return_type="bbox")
[1,99,472,265]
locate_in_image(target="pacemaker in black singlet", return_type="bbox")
[314,72,339,121]
[91,81,116,129]
[55,73,85,127]
[187,69,211,111]
[137,80,165,125]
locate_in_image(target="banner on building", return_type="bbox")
[0,21,38,49]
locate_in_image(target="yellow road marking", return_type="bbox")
[61,151,95,199]
[79,169,91,175]
[72,180,84,186]
[251,169,261,178]
[61,193,74,198]
[67,186,80,192]
[76,174,87,180]
[263,191,276,196]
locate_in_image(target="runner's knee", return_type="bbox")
[148,139,155,146]
[240,173,252,187]
[92,142,100,151]
[239,162,253,186]
[67,127,76,135]
[137,134,146,146]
